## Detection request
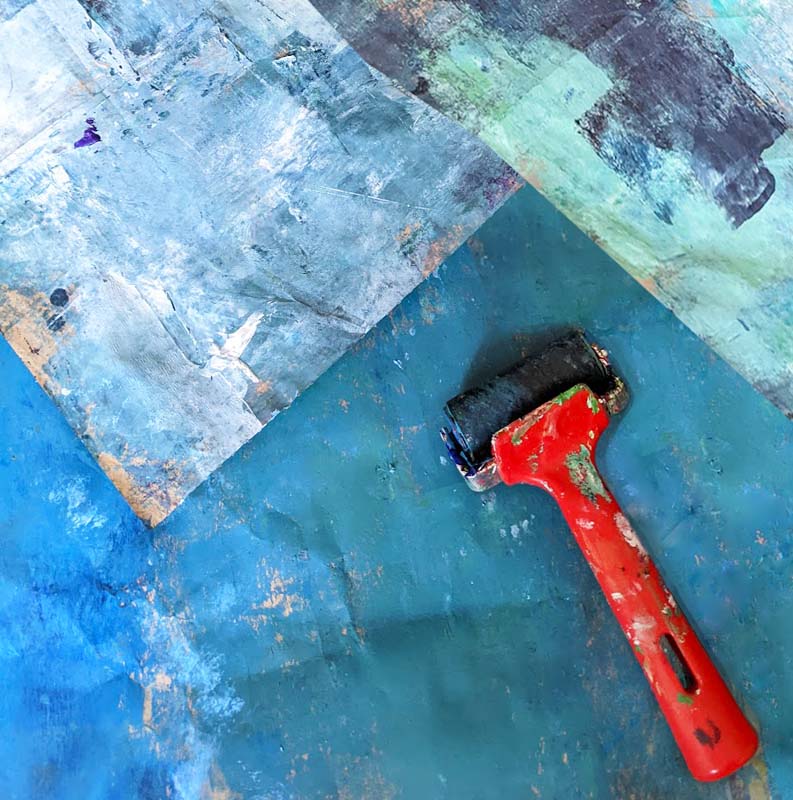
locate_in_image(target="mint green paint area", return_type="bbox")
[313,1,793,421]
[678,693,695,706]
[586,392,601,415]
[423,25,793,417]
[565,444,610,503]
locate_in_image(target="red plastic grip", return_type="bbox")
[492,385,758,781]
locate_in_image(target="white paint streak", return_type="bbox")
[631,615,657,641]
[257,107,311,174]
[220,312,264,360]
[614,512,648,556]
[205,312,264,385]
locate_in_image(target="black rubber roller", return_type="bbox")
[443,330,615,470]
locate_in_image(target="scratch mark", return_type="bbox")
[307,185,433,211]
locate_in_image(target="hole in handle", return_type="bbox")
[659,634,698,693]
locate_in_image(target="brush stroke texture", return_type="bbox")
[0,0,518,525]
[313,0,793,419]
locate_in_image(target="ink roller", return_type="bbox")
[441,330,758,781]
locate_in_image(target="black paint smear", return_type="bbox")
[693,720,722,749]
[317,0,787,227]
[46,315,66,333]
[473,0,787,227]
[413,75,431,96]
[47,288,70,332]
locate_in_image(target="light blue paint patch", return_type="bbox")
[0,0,33,21]
[0,0,518,526]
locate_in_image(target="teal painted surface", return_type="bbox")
[2,186,792,797]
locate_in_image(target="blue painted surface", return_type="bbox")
[2,186,792,798]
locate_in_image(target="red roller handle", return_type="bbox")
[492,385,758,781]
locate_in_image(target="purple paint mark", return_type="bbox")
[74,118,101,149]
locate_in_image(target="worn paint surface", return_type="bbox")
[3,186,792,797]
[313,0,793,423]
[0,0,517,526]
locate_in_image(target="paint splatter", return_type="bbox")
[614,512,648,557]
[693,720,722,749]
[49,288,69,306]
[74,117,101,148]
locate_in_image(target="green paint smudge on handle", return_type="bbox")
[511,419,532,446]
[677,693,694,706]
[565,445,609,503]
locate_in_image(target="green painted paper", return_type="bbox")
[313,0,793,417]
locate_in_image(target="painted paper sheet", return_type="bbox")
[313,0,793,418]
[0,0,518,525]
